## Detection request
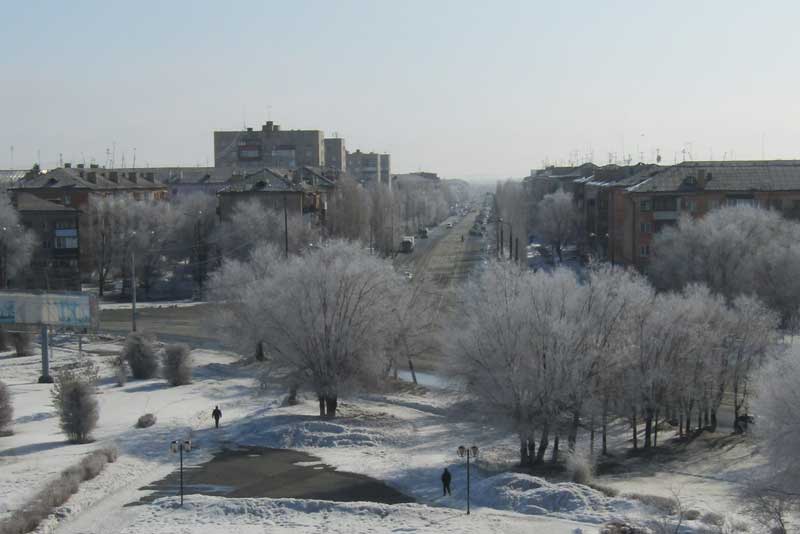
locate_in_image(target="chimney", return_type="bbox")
[273,124,280,132]
[110,171,120,183]
[90,163,99,169]
[696,169,706,189]
[64,162,72,169]
[247,127,253,132]
[77,163,85,169]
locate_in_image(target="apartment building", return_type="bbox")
[214,122,325,173]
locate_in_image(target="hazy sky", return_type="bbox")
[3,1,800,181]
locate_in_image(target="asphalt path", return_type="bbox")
[136,446,412,505]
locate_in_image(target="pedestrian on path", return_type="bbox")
[441,467,452,496]
[212,405,222,428]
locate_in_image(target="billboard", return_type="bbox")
[0,292,97,328]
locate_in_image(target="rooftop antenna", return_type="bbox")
[267,105,272,121]
[132,148,136,168]
[59,153,63,167]
[121,152,126,168]
[112,141,116,168]
[37,149,41,166]
[656,148,662,164]
[761,132,766,159]
[81,152,86,165]
[9,145,13,168]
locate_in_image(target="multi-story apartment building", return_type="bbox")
[324,138,346,173]
[346,150,391,185]
[11,193,81,291]
[214,122,325,173]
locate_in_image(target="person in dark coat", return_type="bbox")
[212,405,222,428]
[441,467,452,496]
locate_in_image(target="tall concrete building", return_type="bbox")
[347,150,391,185]
[214,122,325,173]
[324,138,346,172]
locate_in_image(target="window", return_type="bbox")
[639,199,651,211]
[640,244,650,257]
[63,195,71,205]
[652,196,678,211]
[640,222,652,234]
[55,236,78,249]
[681,198,696,211]
[726,197,758,208]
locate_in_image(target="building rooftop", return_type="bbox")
[218,168,304,194]
[629,160,800,193]
[14,192,79,212]
[13,167,167,191]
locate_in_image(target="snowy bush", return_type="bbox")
[123,332,158,379]
[136,413,157,428]
[51,368,99,443]
[163,343,192,386]
[0,380,12,434]
[114,354,128,386]
[0,448,116,534]
[565,450,594,485]
[10,331,34,357]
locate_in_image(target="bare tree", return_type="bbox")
[171,193,218,298]
[85,195,127,296]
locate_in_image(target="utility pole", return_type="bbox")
[131,249,137,332]
[508,226,513,260]
[283,193,289,258]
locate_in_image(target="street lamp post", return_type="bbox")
[457,445,479,515]
[170,439,192,506]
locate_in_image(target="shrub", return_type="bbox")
[123,332,158,379]
[163,344,192,386]
[683,509,701,521]
[10,331,34,357]
[51,369,99,443]
[625,492,679,515]
[565,450,594,485]
[0,447,117,534]
[699,511,724,526]
[136,413,157,428]
[0,380,12,434]
[113,354,128,386]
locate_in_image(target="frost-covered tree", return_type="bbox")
[0,379,12,434]
[86,195,128,296]
[0,192,36,287]
[324,175,371,242]
[213,240,403,417]
[217,199,318,261]
[649,205,800,324]
[171,193,218,297]
[533,190,581,261]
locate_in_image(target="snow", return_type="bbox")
[0,339,767,532]
[117,495,599,534]
[98,300,204,310]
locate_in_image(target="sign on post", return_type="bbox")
[0,292,98,382]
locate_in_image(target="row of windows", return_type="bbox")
[639,196,800,212]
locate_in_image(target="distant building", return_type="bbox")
[379,154,391,185]
[324,138,347,172]
[217,168,317,222]
[214,122,325,173]
[11,164,168,274]
[346,150,382,185]
[11,193,81,291]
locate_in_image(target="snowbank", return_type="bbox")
[118,495,599,534]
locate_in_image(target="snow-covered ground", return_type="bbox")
[0,340,765,533]
[98,299,204,310]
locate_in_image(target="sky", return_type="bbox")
[2,1,800,181]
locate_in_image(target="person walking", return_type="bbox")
[212,405,222,428]
[441,467,452,496]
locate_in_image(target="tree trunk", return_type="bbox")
[697,409,702,432]
[653,410,659,448]
[703,407,709,428]
[98,271,105,297]
[255,341,265,362]
[519,437,529,466]
[325,396,338,418]
[408,358,418,385]
[287,385,298,405]
[644,413,653,449]
[679,412,684,437]
[632,409,638,450]
[535,424,549,464]
[602,413,608,455]
[590,414,596,455]
[318,396,326,417]
[567,410,580,451]
[527,436,536,467]
[551,435,560,464]
[709,409,717,432]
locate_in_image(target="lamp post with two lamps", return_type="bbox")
[457,445,479,514]
[170,439,192,506]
